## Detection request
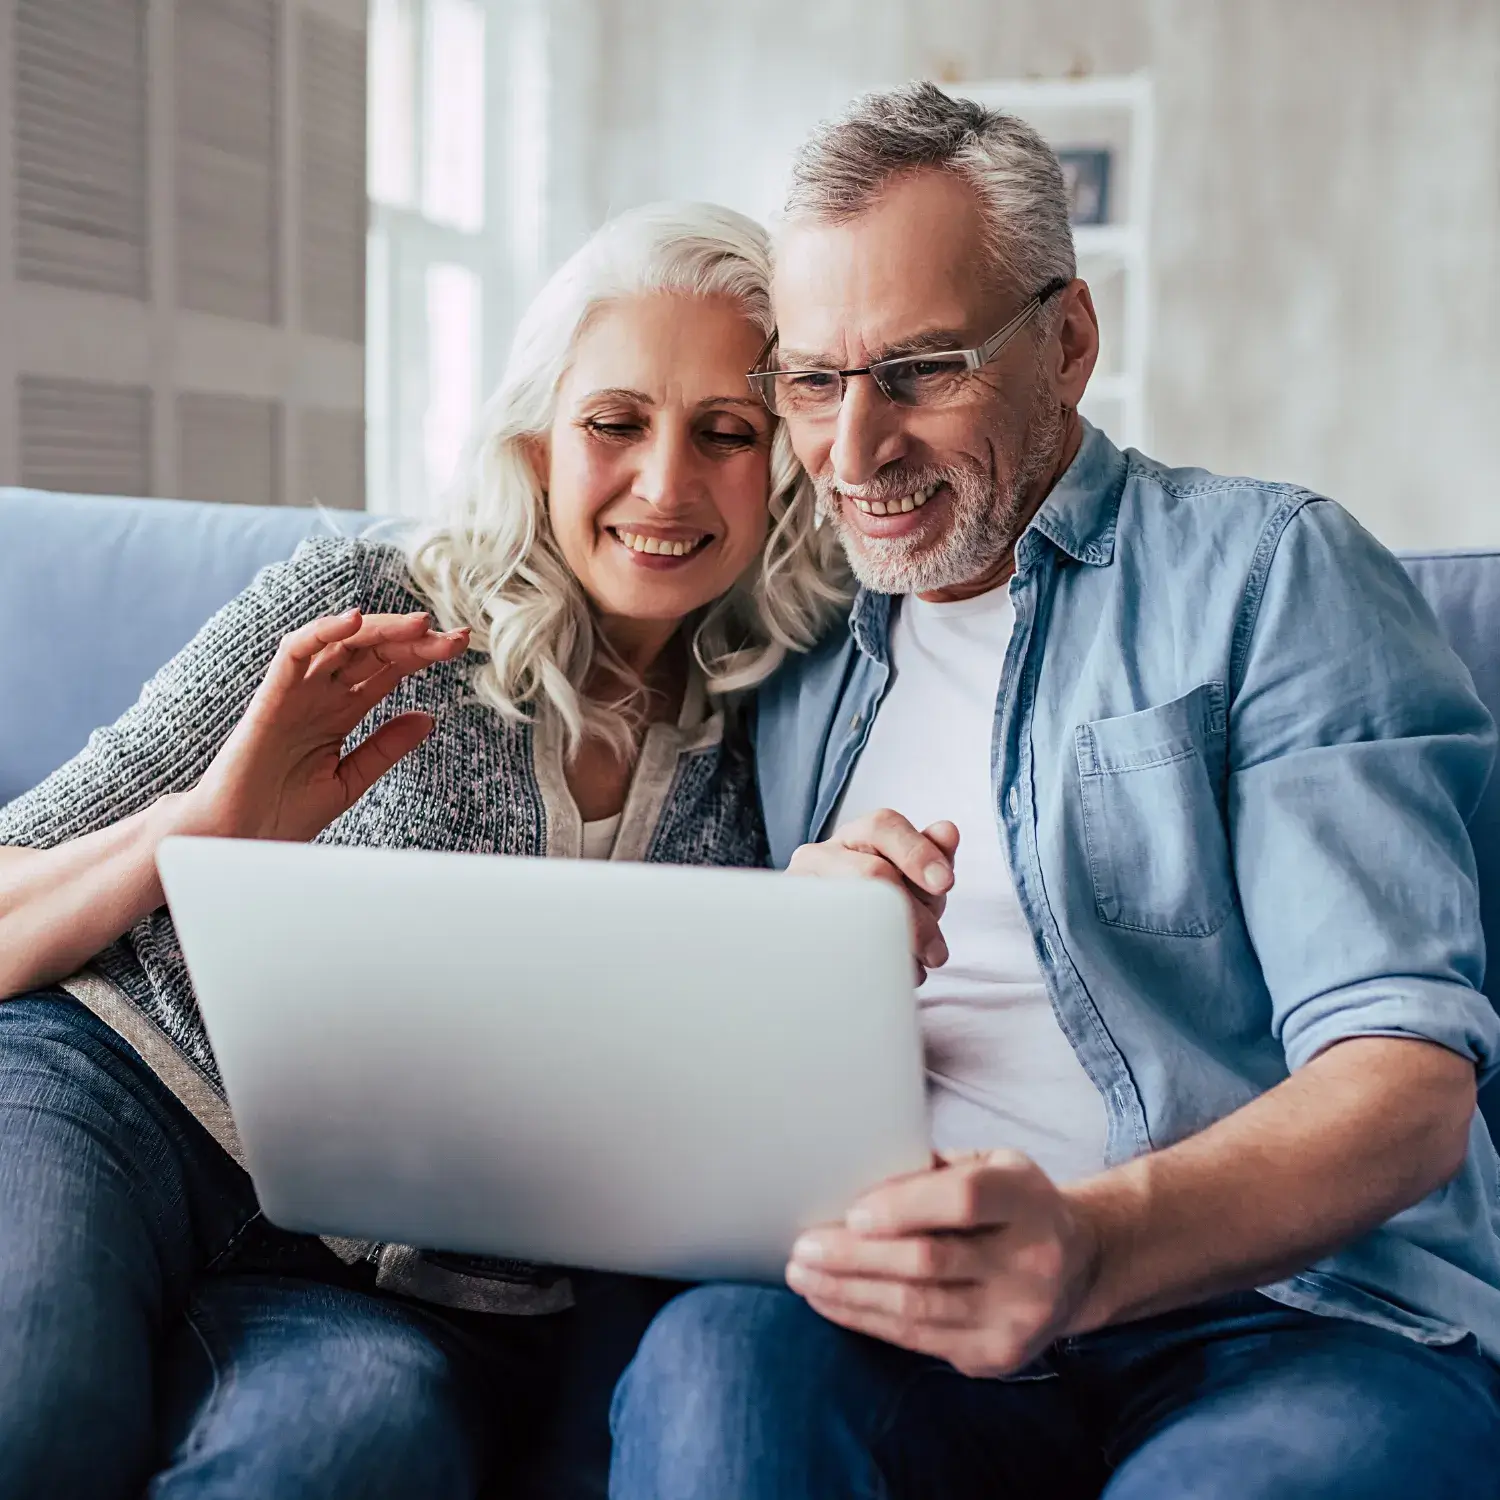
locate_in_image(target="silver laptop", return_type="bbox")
[155,837,929,1282]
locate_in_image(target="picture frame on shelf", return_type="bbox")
[1057,147,1112,226]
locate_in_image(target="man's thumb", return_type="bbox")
[923,820,961,859]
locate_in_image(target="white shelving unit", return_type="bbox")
[950,75,1154,452]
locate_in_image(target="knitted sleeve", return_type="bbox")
[0,536,370,849]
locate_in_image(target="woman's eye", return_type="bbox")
[584,418,642,438]
[703,428,756,450]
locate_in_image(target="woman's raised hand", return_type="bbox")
[176,609,471,844]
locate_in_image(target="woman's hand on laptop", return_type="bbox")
[174,610,470,843]
[787,811,958,981]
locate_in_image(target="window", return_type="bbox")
[423,0,485,232]
[368,0,417,208]
[367,0,488,515]
[424,263,482,498]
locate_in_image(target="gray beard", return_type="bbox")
[816,394,1066,596]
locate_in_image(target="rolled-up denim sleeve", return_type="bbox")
[1227,498,1498,1079]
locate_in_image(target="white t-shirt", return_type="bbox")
[833,587,1109,1183]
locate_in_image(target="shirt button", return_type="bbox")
[1007,786,1019,817]
[1038,934,1053,964]
[850,712,863,731]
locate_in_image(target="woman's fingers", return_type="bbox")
[304,612,455,676]
[280,609,368,665]
[335,712,437,805]
[309,628,468,691]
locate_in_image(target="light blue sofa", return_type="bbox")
[1,483,1497,1115]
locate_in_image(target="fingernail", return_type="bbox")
[785,1261,810,1287]
[923,863,951,892]
[923,940,948,968]
[791,1235,826,1263]
[846,1207,877,1233]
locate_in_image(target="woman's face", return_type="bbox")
[540,293,776,634]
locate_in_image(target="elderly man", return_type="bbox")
[608,83,1500,1499]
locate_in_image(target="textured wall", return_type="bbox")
[546,0,1500,549]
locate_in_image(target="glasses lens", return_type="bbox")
[766,369,844,418]
[749,366,844,417]
[876,355,971,408]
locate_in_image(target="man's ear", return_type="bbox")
[1053,280,1100,411]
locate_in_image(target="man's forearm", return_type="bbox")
[1060,1035,1477,1335]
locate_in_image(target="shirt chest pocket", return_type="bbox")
[1074,683,1235,938]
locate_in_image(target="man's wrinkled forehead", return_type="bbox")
[771,169,994,365]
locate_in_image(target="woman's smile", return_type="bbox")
[606,523,716,567]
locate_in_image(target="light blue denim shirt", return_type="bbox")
[755,421,1500,1357]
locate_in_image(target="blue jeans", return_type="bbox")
[0,992,645,1500]
[609,1281,1500,1499]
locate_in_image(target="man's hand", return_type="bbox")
[785,1151,1098,1377]
[788,810,960,981]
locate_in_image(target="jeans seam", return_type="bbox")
[202,1209,266,1273]
[175,1305,231,1463]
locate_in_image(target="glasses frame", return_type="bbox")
[748,277,1072,418]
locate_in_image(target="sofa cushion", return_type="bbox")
[0,487,378,807]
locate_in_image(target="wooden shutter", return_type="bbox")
[178,394,280,507]
[299,408,365,511]
[300,12,368,343]
[14,0,150,299]
[175,0,280,323]
[19,378,153,496]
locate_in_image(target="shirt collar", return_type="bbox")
[845,419,1127,661]
[1026,418,1127,569]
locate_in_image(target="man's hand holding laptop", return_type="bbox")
[785,807,1098,1379]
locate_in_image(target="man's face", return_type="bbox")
[771,170,1084,596]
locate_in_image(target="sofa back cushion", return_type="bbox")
[0,487,374,807]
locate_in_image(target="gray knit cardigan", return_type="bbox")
[0,535,769,1312]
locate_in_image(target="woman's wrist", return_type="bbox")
[150,787,231,844]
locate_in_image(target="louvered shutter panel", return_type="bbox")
[299,408,365,510]
[178,394,280,507]
[14,0,150,298]
[300,13,368,343]
[175,0,280,323]
[19,378,153,496]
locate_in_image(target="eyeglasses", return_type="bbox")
[747,278,1070,419]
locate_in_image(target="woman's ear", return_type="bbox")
[521,434,551,498]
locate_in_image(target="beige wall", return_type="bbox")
[548,0,1500,550]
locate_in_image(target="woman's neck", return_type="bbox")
[570,622,688,826]
[586,617,687,728]
[595,613,681,681]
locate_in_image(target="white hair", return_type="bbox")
[406,201,849,757]
[782,81,1076,317]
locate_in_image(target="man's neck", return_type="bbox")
[917,408,1083,605]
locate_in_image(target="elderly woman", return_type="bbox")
[0,203,847,1499]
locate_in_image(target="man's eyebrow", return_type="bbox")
[775,330,971,368]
